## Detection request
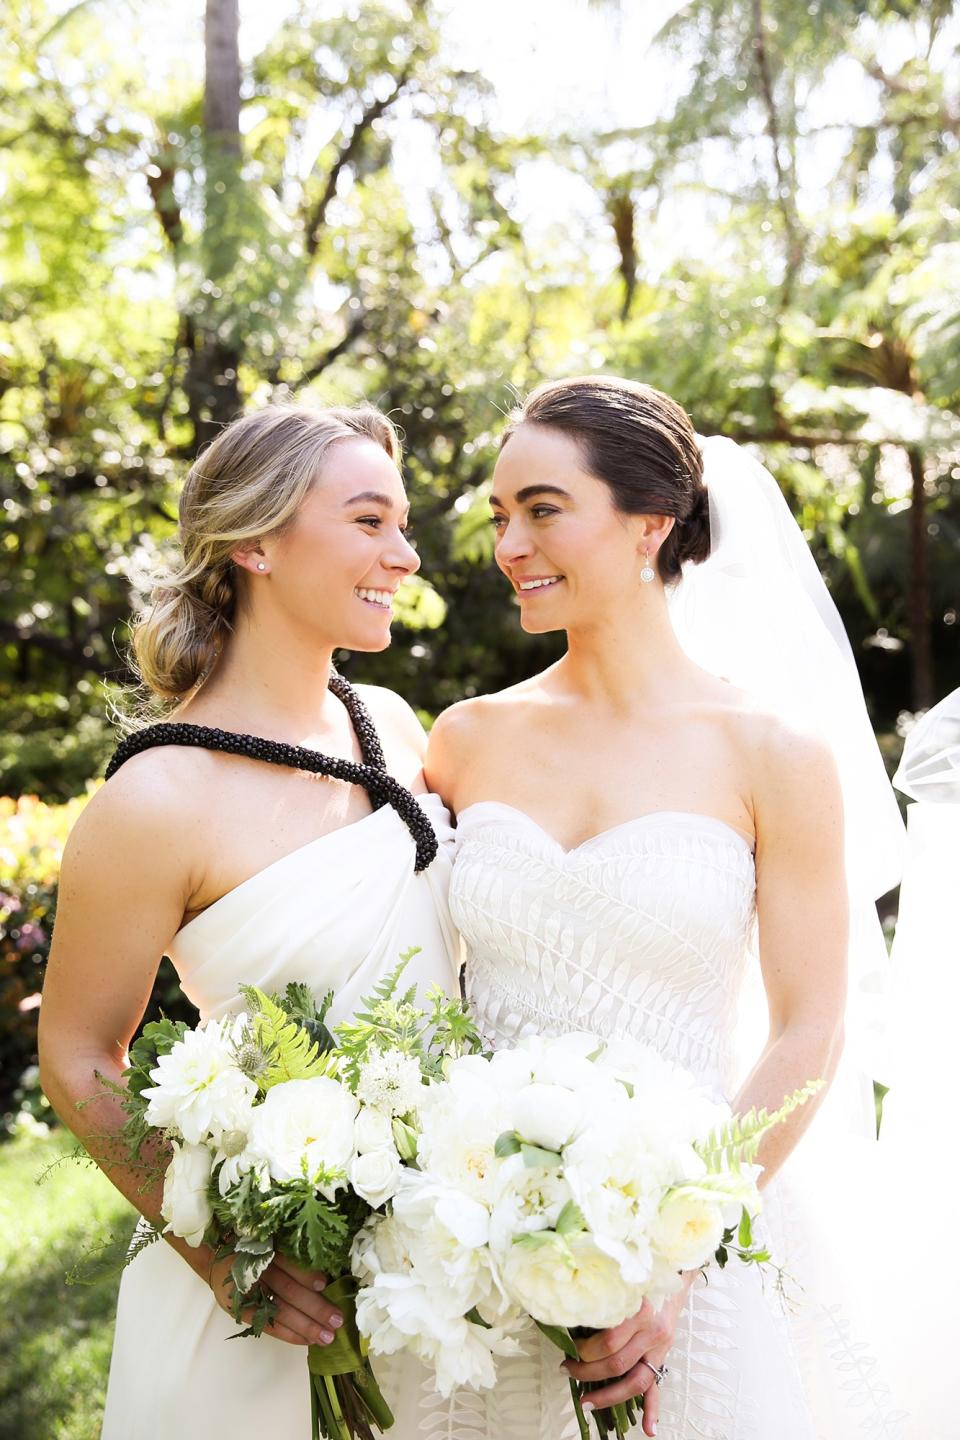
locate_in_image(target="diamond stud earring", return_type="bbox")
[640,551,656,584]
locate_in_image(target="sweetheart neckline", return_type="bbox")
[454,800,756,857]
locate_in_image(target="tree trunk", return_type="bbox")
[186,0,243,455]
[907,445,934,710]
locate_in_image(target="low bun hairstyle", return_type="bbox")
[501,375,710,580]
[131,404,400,702]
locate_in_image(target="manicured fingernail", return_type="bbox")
[319,1329,334,1344]
[582,1402,594,1413]
[313,1280,326,1291]
[329,1313,343,1328]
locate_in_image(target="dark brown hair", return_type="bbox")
[501,375,710,580]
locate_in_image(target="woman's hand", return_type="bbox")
[562,1277,696,1436]
[209,1253,345,1347]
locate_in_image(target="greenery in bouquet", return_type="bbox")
[106,949,483,1440]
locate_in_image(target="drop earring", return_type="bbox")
[640,551,656,584]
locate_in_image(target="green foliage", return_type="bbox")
[694,1081,824,1174]
[239,985,339,1090]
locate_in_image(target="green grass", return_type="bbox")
[0,1129,136,1440]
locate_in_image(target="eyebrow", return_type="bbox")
[343,491,400,508]
[489,484,574,509]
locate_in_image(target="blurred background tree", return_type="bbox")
[0,0,957,780]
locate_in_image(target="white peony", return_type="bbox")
[651,1188,728,1271]
[142,1017,257,1146]
[355,1273,522,1396]
[511,1082,581,1153]
[392,1175,497,1315]
[354,1105,396,1154]
[501,1231,644,1329]
[355,1048,424,1117]
[350,1148,403,1208]
[415,1069,511,1207]
[160,1140,214,1247]
[489,1153,573,1258]
[247,1076,358,1198]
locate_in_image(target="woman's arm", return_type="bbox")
[731,719,848,1182]
[38,759,343,1346]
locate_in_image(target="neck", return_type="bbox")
[556,585,696,711]
[183,610,342,740]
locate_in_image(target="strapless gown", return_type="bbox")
[448,802,910,1440]
[102,795,464,1440]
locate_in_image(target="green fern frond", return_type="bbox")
[241,986,339,1090]
[695,1081,823,1173]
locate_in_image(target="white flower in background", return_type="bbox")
[501,1231,644,1329]
[354,1105,396,1154]
[356,1048,424,1117]
[247,1076,358,1198]
[415,1069,511,1207]
[511,1082,582,1152]
[160,1140,214,1247]
[350,1148,404,1208]
[142,1017,257,1146]
[651,1187,728,1271]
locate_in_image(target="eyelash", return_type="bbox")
[490,505,558,529]
[358,516,413,536]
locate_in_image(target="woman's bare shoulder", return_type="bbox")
[64,744,215,873]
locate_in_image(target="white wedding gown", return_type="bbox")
[449,802,911,1440]
[102,794,464,1440]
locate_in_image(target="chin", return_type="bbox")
[519,614,563,635]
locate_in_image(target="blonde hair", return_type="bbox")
[130,404,400,701]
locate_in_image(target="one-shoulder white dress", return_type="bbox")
[102,795,462,1440]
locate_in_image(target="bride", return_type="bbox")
[38,403,460,1438]
[426,375,909,1440]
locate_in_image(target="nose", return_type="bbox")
[495,518,533,569]
[387,529,421,576]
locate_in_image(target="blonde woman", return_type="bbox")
[39,405,459,1437]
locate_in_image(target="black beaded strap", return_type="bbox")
[105,680,437,872]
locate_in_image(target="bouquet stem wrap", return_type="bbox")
[307,1277,394,1440]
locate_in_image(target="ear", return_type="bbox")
[637,514,675,559]
[231,544,268,576]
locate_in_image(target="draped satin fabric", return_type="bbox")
[102,796,463,1440]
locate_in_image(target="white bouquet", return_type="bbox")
[106,951,486,1440]
[351,1030,819,1438]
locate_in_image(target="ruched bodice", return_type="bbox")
[168,796,457,1026]
[450,803,756,1097]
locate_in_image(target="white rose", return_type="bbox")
[502,1231,644,1329]
[651,1188,727,1271]
[160,1140,213,1247]
[143,1018,257,1146]
[248,1076,358,1198]
[354,1105,396,1154]
[511,1082,580,1152]
[350,1148,403,1208]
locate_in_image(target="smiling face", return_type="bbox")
[490,423,658,634]
[256,436,419,652]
